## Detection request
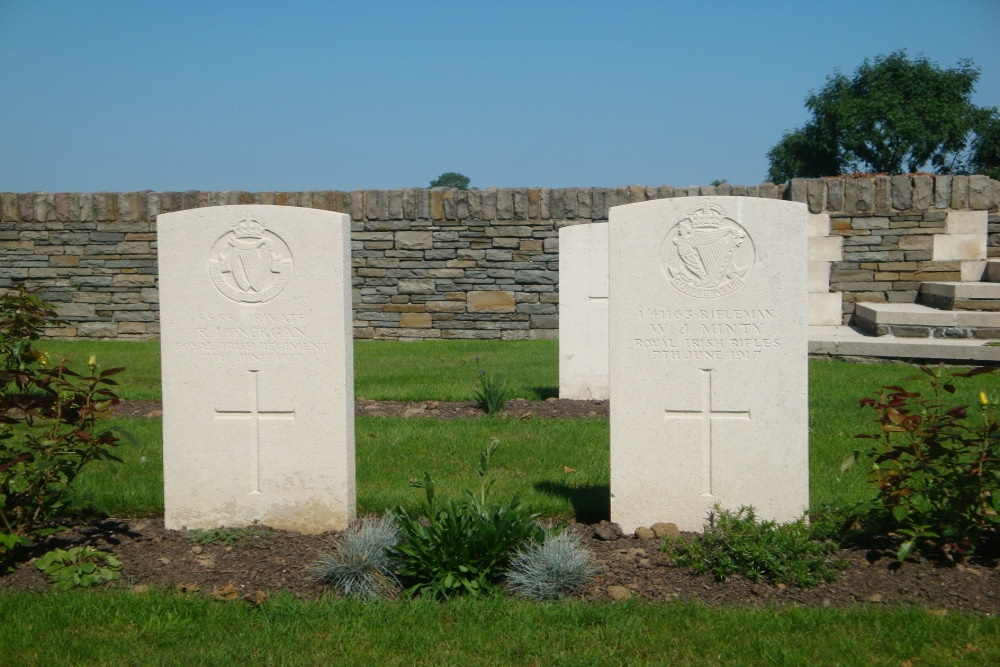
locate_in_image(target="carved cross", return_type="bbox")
[214,370,295,494]
[663,368,750,497]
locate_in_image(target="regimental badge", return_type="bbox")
[208,212,293,303]
[660,202,756,299]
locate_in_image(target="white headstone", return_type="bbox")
[610,197,808,533]
[157,205,355,533]
[559,223,609,399]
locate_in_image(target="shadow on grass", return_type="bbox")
[534,481,610,523]
[528,386,559,400]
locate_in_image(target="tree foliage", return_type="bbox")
[429,172,472,190]
[767,51,1000,182]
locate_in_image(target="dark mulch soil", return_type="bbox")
[4,398,994,612]
[2,516,997,612]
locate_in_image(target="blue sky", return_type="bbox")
[1,0,998,192]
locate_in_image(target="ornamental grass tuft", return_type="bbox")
[309,516,401,600]
[505,530,596,601]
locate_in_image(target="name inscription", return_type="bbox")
[632,308,779,361]
[176,313,330,364]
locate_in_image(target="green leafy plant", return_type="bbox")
[662,506,842,588]
[0,284,57,390]
[505,530,596,601]
[35,546,122,590]
[391,441,546,599]
[473,357,510,417]
[1,356,126,571]
[310,516,401,600]
[847,365,1000,562]
[186,524,274,549]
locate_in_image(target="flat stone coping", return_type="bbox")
[854,302,1000,327]
[809,326,1000,363]
[920,281,1000,298]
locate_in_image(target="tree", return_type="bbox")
[767,51,1000,182]
[429,172,471,190]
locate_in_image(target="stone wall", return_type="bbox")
[0,175,997,340]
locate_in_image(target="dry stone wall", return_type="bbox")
[1,176,998,340]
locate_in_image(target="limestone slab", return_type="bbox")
[807,235,843,262]
[855,302,1000,327]
[920,281,1000,299]
[610,197,809,533]
[808,292,843,326]
[558,223,609,399]
[933,234,986,261]
[807,261,831,293]
[158,205,355,533]
[945,210,988,235]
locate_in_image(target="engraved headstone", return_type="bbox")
[157,205,355,533]
[610,198,808,533]
[559,222,609,399]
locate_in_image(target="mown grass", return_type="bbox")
[38,338,558,402]
[13,341,1000,661]
[63,343,1000,520]
[0,593,996,665]
[37,340,160,401]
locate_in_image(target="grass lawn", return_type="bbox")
[16,339,1000,662]
[0,593,997,665]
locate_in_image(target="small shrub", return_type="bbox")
[310,517,401,600]
[662,506,842,588]
[35,546,122,590]
[473,357,510,417]
[505,530,596,601]
[0,284,56,388]
[1,359,125,546]
[391,441,545,599]
[848,365,1000,561]
[1,289,129,572]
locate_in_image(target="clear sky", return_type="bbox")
[1,0,998,192]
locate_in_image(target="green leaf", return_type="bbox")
[897,539,916,562]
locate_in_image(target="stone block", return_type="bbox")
[946,210,988,235]
[808,236,843,261]
[897,235,932,250]
[399,312,432,328]
[77,322,118,338]
[514,269,558,285]
[807,213,830,237]
[397,279,436,294]
[396,231,433,250]
[808,261,831,292]
[933,234,986,261]
[891,175,912,210]
[969,175,993,210]
[808,292,842,326]
[467,290,516,312]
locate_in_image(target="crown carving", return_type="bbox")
[232,213,265,238]
[687,203,726,229]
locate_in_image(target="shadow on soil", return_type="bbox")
[529,386,559,400]
[534,481,610,524]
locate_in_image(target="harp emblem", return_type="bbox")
[661,202,755,299]
[209,212,293,303]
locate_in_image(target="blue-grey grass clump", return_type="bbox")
[505,531,596,601]
[309,517,401,600]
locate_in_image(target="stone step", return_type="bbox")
[919,281,1000,311]
[855,302,1000,338]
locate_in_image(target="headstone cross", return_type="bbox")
[214,369,295,494]
[663,368,750,497]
